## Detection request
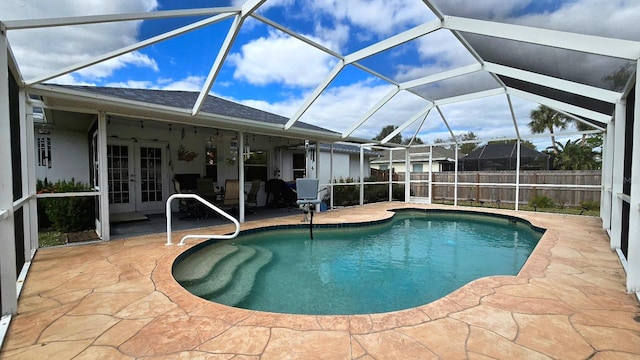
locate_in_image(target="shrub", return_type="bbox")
[529,195,555,209]
[38,179,95,233]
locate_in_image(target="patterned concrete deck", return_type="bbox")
[1,203,639,359]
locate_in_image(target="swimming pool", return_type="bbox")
[173,210,544,315]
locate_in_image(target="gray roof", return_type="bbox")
[462,144,548,160]
[319,143,379,157]
[47,85,334,134]
[371,146,456,163]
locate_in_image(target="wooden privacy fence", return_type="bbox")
[398,170,601,207]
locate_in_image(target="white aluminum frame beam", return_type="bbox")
[285,60,344,129]
[344,19,442,64]
[553,108,606,132]
[508,88,612,124]
[400,63,481,90]
[484,62,622,104]
[506,94,521,139]
[251,14,342,59]
[381,105,432,144]
[407,110,429,146]
[192,0,265,116]
[342,86,400,138]
[288,19,442,131]
[435,106,457,145]
[444,16,640,60]
[434,88,505,106]
[2,7,240,30]
[26,13,235,86]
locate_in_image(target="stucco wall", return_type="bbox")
[35,128,90,185]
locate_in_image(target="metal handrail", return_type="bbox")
[165,194,240,246]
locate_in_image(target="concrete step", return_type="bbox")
[173,244,239,285]
[207,245,273,306]
[187,245,257,297]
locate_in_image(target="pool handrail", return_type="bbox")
[166,193,240,246]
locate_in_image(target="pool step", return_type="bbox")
[205,245,273,306]
[173,244,239,285]
[186,245,257,297]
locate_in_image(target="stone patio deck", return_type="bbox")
[1,203,639,359]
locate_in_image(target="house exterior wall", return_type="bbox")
[318,152,349,183]
[34,128,90,185]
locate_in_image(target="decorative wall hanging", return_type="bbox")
[177,144,198,161]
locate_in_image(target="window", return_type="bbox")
[205,143,217,181]
[37,136,52,168]
[244,151,268,181]
[293,153,305,179]
[412,163,423,173]
[379,164,389,170]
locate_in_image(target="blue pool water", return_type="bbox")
[173,210,543,315]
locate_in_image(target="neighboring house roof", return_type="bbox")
[462,144,549,160]
[44,85,335,134]
[370,146,456,164]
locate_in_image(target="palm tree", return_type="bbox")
[548,139,599,170]
[573,119,593,145]
[528,105,571,154]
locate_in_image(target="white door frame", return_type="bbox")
[107,139,168,214]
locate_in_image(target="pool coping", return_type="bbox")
[154,206,551,329]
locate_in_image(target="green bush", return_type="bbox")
[331,177,359,206]
[324,177,407,206]
[529,195,555,209]
[38,179,95,233]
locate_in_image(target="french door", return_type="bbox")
[107,139,167,213]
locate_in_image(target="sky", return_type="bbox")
[2,0,638,149]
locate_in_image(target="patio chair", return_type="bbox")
[173,177,203,219]
[196,177,217,203]
[296,178,322,239]
[246,179,261,213]
[223,179,240,211]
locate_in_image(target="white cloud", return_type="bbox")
[160,76,205,91]
[309,0,433,37]
[104,75,205,91]
[228,30,338,88]
[2,0,159,82]
[516,0,640,40]
[76,52,159,80]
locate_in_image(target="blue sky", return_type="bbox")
[2,0,638,147]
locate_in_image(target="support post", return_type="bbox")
[626,63,640,293]
[388,149,393,201]
[0,28,18,316]
[454,146,459,206]
[428,145,433,204]
[515,139,521,211]
[600,119,615,230]
[97,112,110,240]
[239,131,245,223]
[359,145,364,206]
[19,88,36,257]
[610,101,626,250]
[404,149,410,202]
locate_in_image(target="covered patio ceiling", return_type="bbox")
[2,0,638,148]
